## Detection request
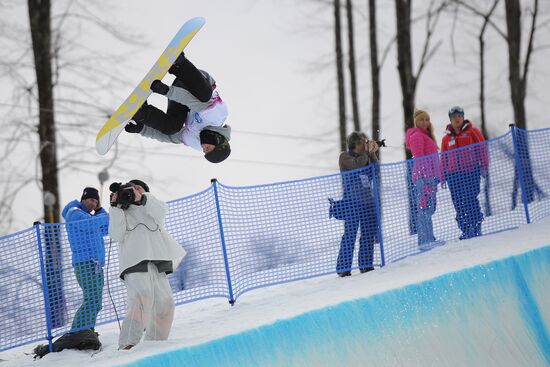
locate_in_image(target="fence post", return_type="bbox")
[509,124,531,224]
[371,163,385,267]
[211,179,235,305]
[34,222,54,353]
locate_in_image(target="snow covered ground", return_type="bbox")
[1,217,549,366]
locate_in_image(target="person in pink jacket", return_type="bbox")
[405,109,442,248]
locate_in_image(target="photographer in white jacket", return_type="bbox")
[108,179,186,350]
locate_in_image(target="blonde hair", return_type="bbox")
[413,109,437,143]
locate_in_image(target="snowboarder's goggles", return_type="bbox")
[448,106,464,117]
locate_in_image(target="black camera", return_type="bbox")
[109,182,136,210]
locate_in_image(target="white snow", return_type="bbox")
[1,217,549,367]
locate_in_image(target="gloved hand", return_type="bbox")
[168,53,185,76]
[125,120,144,134]
[168,63,181,77]
[151,79,169,95]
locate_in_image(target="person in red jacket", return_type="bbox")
[405,109,443,249]
[441,106,488,240]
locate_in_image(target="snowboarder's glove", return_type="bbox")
[168,53,185,77]
[151,80,169,95]
[168,63,181,77]
[125,120,144,134]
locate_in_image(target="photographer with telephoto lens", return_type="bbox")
[108,179,186,350]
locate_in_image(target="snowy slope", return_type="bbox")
[1,218,549,366]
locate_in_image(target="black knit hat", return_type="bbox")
[129,179,150,192]
[81,187,99,201]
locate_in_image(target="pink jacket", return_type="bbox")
[405,128,442,182]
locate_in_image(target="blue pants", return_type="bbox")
[336,202,377,273]
[447,170,483,239]
[414,179,437,245]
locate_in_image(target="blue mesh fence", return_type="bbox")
[0,125,549,352]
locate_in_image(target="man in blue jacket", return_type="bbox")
[61,187,108,335]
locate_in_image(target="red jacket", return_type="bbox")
[440,120,488,177]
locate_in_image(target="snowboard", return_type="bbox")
[95,17,205,155]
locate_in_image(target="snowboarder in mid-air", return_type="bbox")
[125,54,231,163]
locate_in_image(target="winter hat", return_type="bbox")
[81,187,99,201]
[347,131,367,150]
[129,179,150,192]
[413,109,430,126]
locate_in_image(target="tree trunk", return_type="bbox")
[395,0,417,235]
[504,0,527,128]
[346,0,360,132]
[28,0,66,329]
[395,0,416,153]
[334,0,347,151]
[368,0,381,144]
[479,33,488,138]
[28,0,60,224]
[505,0,541,204]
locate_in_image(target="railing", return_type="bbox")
[0,125,548,352]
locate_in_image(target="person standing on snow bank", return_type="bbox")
[33,187,107,358]
[441,106,488,240]
[124,54,231,163]
[405,109,443,249]
[336,132,379,277]
[108,179,186,350]
[62,187,108,334]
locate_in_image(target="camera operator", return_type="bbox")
[108,179,186,350]
[336,132,379,277]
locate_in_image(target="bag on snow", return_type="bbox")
[33,329,101,359]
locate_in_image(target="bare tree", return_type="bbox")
[368,0,381,144]
[395,0,448,158]
[346,0,361,131]
[28,0,60,224]
[0,2,142,232]
[450,0,502,139]
[505,0,538,129]
[394,0,448,235]
[334,0,347,151]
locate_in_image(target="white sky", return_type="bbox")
[1,0,550,232]
[1,208,549,366]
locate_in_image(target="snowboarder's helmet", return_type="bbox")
[448,106,464,120]
[200,130,231,163]
[347,131,367,150]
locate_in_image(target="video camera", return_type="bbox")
[109,182,136,210]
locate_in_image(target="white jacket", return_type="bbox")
[138,89,229,151]
[108,193,186,277]
[178,92,228,151]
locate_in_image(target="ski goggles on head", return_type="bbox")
[448,106,464,118]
